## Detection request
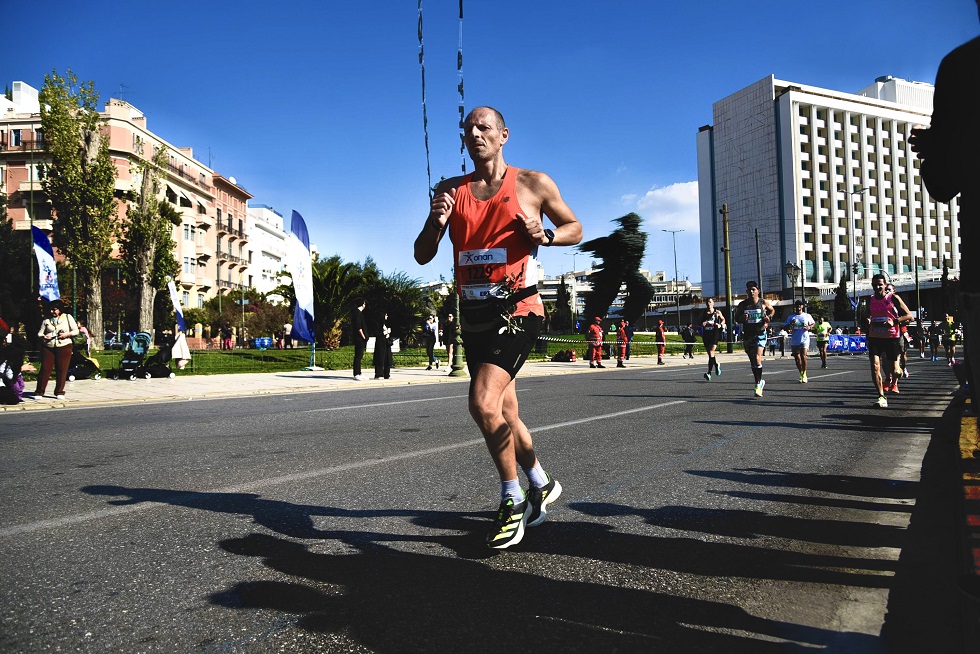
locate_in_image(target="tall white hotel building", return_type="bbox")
[697,75,959,299]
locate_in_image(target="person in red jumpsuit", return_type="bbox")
[656,319,667,365]
[588,316,605,368]
[616,319,628,367]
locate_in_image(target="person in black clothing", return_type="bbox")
[735,281,775,397]
[373,312,393,379]
[681,323,697,359]
[699,297,726,380]
[440,312,459,370]
[351,299,368,381]
[423,315,439,370]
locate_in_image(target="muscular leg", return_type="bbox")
[870,353,884,396]
[468,363,528,482]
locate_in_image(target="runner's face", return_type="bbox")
[872,277,887,296]
[463,109,508,162]
[746,285,759,299]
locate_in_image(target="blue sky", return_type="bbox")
[4,0,976,285]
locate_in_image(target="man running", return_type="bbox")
[815,315,832,369]
[699,297,725,380]
[735,281,775,397]
[414,106,583,549]
[865,273,914,407]
[785,299,815,383]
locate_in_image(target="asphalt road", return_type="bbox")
[0,354,964,653]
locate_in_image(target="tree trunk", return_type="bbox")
[136,248,155,333]
[85,272,103,350]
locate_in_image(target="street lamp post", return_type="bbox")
[784,261,800,302]
[663,229,683,332]
[846,186,872,331]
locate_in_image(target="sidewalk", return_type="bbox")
[2,353,713,412]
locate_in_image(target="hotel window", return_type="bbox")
[11,129,22,146]
[182,291,189,306]
[183,256,193,274]
[197,294,205,309]
[183,224,193,240]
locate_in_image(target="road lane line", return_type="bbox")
[0,399,686,537]
[532,400,687,432]
[303,389,530,413]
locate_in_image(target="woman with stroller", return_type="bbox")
[33,300,79,400]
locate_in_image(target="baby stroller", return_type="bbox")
[67,344,101,381]
[111,332,152,380]
[143,333,176,379]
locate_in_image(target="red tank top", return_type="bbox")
[449,167,543,320]
[869,292,899,338]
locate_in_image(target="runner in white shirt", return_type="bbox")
[785,299,816,383]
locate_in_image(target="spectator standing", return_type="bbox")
[33,300,79,400]
[373,312,394,380]
[441,312,459,370]
[77,319,91,356]
[423,315,439,370]
[283,321,293,348]
[681,323,697,359]
[623,320,635,360]
[656,319,667,365]
[351,299,368,381]
[587,316,605,368]
[616,319,628,367]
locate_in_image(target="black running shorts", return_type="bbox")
[867,337,901,361]
[461,314,543,380]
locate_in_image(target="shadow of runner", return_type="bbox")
[573,502,907,549]
[878,400,963,653]
[211,532,881,653]
[685,469,919,500]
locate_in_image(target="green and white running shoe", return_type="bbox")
[527,475,563,527]
[486,497,528,549]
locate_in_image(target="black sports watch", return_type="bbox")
[543,228,555,246]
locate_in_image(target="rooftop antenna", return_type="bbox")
[117,83,129,101]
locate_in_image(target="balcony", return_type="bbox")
[1,139,44,153]
[196,277,214,290]
[178,271,197,286]
[196,212,214,230]
[18,180,42,192]
[218,280,240,290]
[196,244,214,260]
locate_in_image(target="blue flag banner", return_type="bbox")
[288,210,315,345]
[167,279,187,332]
[827,334,867,354]
[31,226,60,302]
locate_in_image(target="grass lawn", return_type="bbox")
[22,333,700,379]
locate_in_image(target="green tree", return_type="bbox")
[551,276,574,333]
[833,275,851,322]
[311,255,374,348]
[362,270,430,346]
[119,146,180,332]
[39,69,118,347]
[805,296,827,321]
[579,213,653,325]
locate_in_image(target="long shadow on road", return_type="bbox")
[81,483,889,651]
[210,532,880,653]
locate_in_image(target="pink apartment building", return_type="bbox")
[1,81,253,317]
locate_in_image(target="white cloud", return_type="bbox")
[627,181,699,231]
